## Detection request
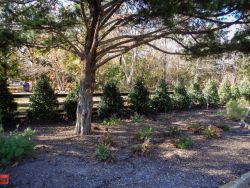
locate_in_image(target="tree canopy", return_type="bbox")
[1,0,250,59]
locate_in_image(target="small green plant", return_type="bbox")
[203,125,218,138]
[136,127,153,141]
[131,138,151,154]
[165,125,182,137]
[102,115,120,126]
[226,99,248,121]
[187,123,204,134]
[176,136,192,149]
[0,127,35,166]
[95,143,111,161]
[131,113,143,123]
[102,134,114,146]
[216,121,230,131]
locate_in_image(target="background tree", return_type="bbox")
[96,62,126,91]
[0,53,19,79]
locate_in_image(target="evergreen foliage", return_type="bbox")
[231,84,241,100]
[226,99,248,121]
[171,80,191,110]
[95,143,111,161]
[0,77,17,129]
[218,80,232,104]
[64,85,79,121]
[29,74,58,120]
[98,82,123,118]
[187,81,206,108]
[0,127,35,166]
[203,79,219,108]
[128,77,150,115]
[239,79,250,101]
[176,136,192,149]
[150,80,172,112]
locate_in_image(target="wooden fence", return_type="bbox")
[13,92,131,119]
[13,91,175,118]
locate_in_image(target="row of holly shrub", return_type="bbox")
[1,74,250,129]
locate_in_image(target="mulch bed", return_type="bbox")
[4,108,250,188]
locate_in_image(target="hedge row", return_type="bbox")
[65,78,250,118]
[1,75,250,128]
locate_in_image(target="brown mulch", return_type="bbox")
[5,109,250,188]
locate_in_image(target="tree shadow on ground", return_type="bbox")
[9,108,250,187]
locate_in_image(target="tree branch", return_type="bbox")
[146,42,189,55]
[54,30,83,57]
[79,1,89,27]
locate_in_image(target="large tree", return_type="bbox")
[1,0,250,135]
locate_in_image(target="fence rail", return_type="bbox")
[13,91,173,119]
[13,92,131,119]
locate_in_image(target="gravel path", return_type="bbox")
[4,109,250,188]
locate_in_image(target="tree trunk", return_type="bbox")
[75,58,96,135]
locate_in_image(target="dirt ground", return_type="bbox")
[4,109,250,188]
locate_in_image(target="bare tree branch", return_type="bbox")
[146,42,189,55]
[79,1,89,27]
[54,30,83,57]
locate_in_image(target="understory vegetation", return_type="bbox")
[0,77,17,130]
[102,115,120,126]
[2,72,249,126]
[226,99,249,121]
[128,77,151,115]
[28,75,58,121]
[176,136,192,149]
[98,82,123,118]
[64,85,79,121]
[203,79,220,108]
[0,127,35,166]
[96,143,112,161]
[150,80,172,112]
[1,1,250,182]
